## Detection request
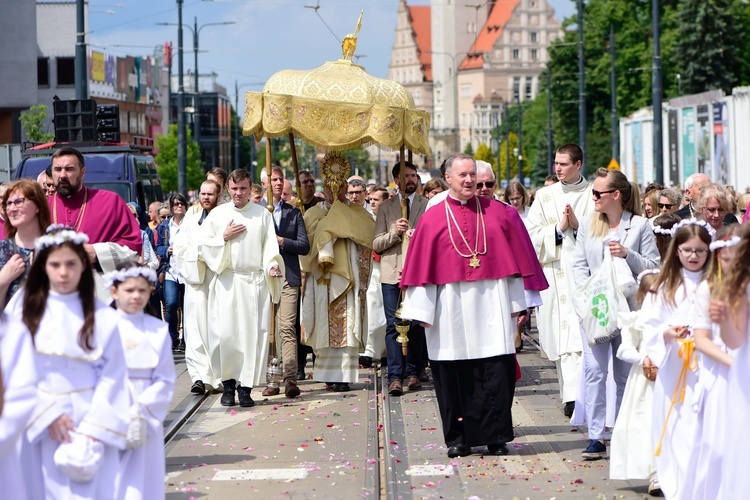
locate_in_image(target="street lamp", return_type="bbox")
[157,18,235,164]
[426,51,470,154]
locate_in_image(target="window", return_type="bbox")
[467,22,476,33]
[531,32,537,43]
[512,49,519,60]
[531,49,538,61]
[56,57,75,86]
[38,58,50,86]
[460,83,472,98]
[513,77,521,100]
[525,80,533,100]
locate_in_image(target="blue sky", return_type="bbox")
[88,0,575,111]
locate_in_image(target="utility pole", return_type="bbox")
[652,0,664,184]
[75,0,88,99]
[547,70,553,175]
[577,0,587,175]
[177,0,187,196]
[193,17,201,160]
[505,102,510,185]
[234,80,240,170]
[517,94,523,181]
[610,24,619,164]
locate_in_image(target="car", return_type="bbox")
[14,138,164,210]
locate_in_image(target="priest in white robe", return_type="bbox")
[173,179,223,394]
[200,169,284,407]
[0,320,38,500]
[525,143,594,415]
[400,153,537,458]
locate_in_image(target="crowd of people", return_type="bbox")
[1,142,750,499]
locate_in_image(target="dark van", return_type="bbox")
[14,139,164,209]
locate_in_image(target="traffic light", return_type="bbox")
[53,98,97,142]
[96,104,121,142]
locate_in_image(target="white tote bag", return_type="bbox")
[574,248,631,346]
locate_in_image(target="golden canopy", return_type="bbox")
[243,58,431,155]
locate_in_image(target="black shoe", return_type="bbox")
[487,443,509,455]
[220,379,237,406]
[237,385,255,407]
[333,383,350,392]
[359,355,373,368]
[380,357,388,367]
[191,380,206,395]
[563,401,575,418]
[447,444,471,458]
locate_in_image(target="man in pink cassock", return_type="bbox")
[48,146,141,300]
[400,153,545,459]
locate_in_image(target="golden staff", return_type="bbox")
[395,144,411,356]
[265,137,281,390]
[288,132,305,215]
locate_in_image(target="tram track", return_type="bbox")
[163,391,212,447]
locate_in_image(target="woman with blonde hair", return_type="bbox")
[572,167,659,460]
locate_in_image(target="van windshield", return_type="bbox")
[85,182,132,202]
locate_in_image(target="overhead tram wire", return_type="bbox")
[305,1,342,44]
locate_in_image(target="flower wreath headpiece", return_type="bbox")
[35,225,89,252]
[636,268,660,284]
[668,218,716,238]
[709,235,741,252]
[652,225,674,236]
[102,267,158,288]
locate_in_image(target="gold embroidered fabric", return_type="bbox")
[243,59,430,154]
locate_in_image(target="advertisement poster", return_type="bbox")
[668,109,679,186]
[631,122,643,185]
[681,107,696,179]
[696,104,711,174]
[713,102,730,186]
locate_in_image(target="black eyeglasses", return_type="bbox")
[347,190,364,196]
[657,203,675,209]
[172,201,187,207]
[4,197,26,209]
[592,189,616,200]
[476,181,495,189]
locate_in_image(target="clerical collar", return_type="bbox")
[446,194,470,205]
[560,175,584,186]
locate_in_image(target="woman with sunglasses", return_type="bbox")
[572,168,660,460]
[156,193,188,351]
[0,179,51,305]
[656,188,681,216]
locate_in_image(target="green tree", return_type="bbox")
[673,0,748,94]
[154,124,203,194]
[19,105,54,143]
[497,132,529,182]
[474,143,497,171]
[463,142,475,156]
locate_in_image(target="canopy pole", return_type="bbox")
[288,132,304,214]
[399,144,407,219]
[265,136,273,213]
[407,149,413,165]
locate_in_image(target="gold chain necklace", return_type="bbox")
[53,186,88,231]
[444,196,487,268]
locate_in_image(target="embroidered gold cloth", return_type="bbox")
[243,59,430,154]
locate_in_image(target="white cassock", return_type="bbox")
[641,269,702,500]
[690,281,731,500]
[115,310,175,500]
[719,284,750,498]
[362,259,387,360]
[6,292,129,500]
[173,207,219,388]
[609,296,657,480]
[0,319,38,500]
[525,179,594,402]
[200,201,283,387]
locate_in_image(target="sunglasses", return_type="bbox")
[592,189,616,200]
[657,203,674,209]
[172,201,187,207]
[476,181,495,189]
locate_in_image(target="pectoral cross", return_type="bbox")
[469,255,481,268]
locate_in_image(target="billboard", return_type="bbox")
[713,102,730,186]
[681,107,696,179]
[696,104,711,174]
[668,109,679,186]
